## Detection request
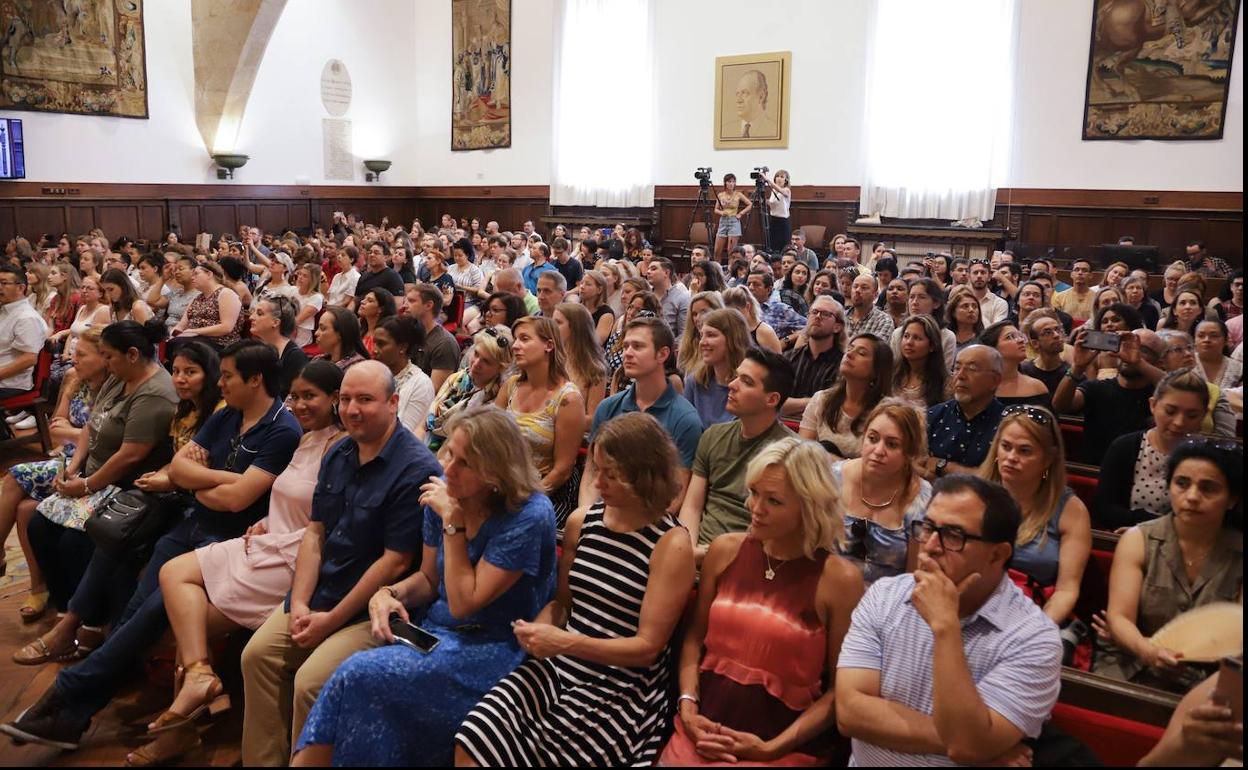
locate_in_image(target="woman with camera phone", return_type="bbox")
[765,169,792,254]
[292,407,557,766]
[713,174,752,263]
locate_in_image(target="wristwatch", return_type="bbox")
[934,458,949,478]
[443,523,465,536]
[1065,369,1086,384]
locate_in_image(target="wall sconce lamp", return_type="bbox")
[213,153,250,180]
[364,159,392,182]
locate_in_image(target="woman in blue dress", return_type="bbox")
[292,405,557,766]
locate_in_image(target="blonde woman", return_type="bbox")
[552,302,608,417]
[722,286,781,353]
[26,263,55,319]
[978,404,1091,624]
[661,437,864,766]
[684,307,750,429]
[51,276,111,373]
[421,326,513,451]
[598,262,627,316]
[829,399,932,585]
[577,271,616,346]
[293,263,324,348]
[676,291,725,377]
[496,316,586,527]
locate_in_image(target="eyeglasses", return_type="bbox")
[809,308,840,321]
[910,519,994,552]
[1036,326,1064,339]
[1002,404,1054,426]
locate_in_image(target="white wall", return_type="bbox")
[2,0,420,185]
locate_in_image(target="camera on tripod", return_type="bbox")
[693,167,713,188]
[749,165,770,182]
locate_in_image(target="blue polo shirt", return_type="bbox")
[307,421,442,615]
[522,261,559,294]
[927,397,1005,469]
[590,382,704,468]
[190,397,302,538]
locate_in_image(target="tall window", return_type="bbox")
[551,0,654,208]
[860,0,1017,221]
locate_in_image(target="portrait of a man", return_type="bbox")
[715,51,790,149]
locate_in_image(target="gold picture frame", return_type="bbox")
[714,51,791,150]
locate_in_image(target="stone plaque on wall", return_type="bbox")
[320,59,352,117]
[323,118,353,180]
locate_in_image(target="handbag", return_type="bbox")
[84,489,165,557]
[35,484,120,532]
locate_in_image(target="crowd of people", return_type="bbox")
[0,216,1241,766]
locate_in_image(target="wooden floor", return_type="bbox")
[0,434,243,767]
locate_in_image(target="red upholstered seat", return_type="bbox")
[1068,473,1097,511]
[1050,702,1163,767]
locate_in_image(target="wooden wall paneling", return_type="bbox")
[175,204,201,238]
[140,205,167,241]
[66,206,94,238]
[1054,214,1112,251]
[236,204,258,232]
[257,203,290,236]
[17,206,68,243]
[0,205,15,244]
[1203,218,1242,259]
[202,204,238,238]
[98,205,142,242]
[1145,215,1206,258]
[288,202,311,231]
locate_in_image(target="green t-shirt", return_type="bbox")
[694,419,795,546]
[85,369,179,486]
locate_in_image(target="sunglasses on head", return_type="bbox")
[1001,404,1054,426]
[481,326,509,348]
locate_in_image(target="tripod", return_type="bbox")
[688,181,716,255]
[744,178,771,252]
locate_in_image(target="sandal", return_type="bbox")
[145,661,230,736]
[12,635,78,666]
[74,625,105,658]
[126,722,201,767]
[19,590,49,624]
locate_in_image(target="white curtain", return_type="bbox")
[550,0,655,208]
[860,0,1017,222]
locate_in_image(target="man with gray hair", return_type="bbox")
[491,267,539,315]
[925,345,1006,477]
[535,270,567,318]
[239,360,441,765]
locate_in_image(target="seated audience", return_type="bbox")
[891,315,949,410]
[495,316,585,527]
[1020,309,1070,402]
[422,326,512,451]
[604,278,655,374]
[1157,329,1238,437]
[722,285,782,353]
[459,413,694,766]
[979,404,1091,623]
[475,290,527,337]
[1121,274,1162,330]
[101,267,152,323]
[979,320,1050,407]
[2,340,299,752]
[680,348,796,558]
[293,262,324,347]
[0,264,50,401]
[372,315,435,436]
[688,259,726,296]
[577,270,616,345]
[1094,438,1243,692]
[646,258,691,345]
[676,291,725,379]
[326,247,360,308]
[535,270,567,319]
[1052,258,1096,322]
[1054,328,1166,463]
[124,361,347,766]
[836,475,1062,765]
[1194,318,1242,390]
[490,266,539,315]
[831,399,932,585]
[1160,286,1207,336]
[356,287,397,357]
[553,302,608,416]
[406,283,459,392]
[945,285,984,354]
[662,438,864,766]
[290,406,556,766]
[581,317,703,512]
[354,241,405,307]
[779,259,812,315]
[314,306,369,371]
[845,273,895,342]
[684,307,750,429]
[172,262,242,352]
[239,361,440,766]
[8,323,174,636]
[1095,369,1209,530]
[800,334,893,458]
[894,278,956,372]
[925,345,1006,477]
[968,259,1009,326]
[1083,301,1143,379]
[784,296,846,418]
[250,294,309,399]
[258,252,298,301]
[148,256,198,334]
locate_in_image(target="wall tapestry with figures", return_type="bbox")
[452,0,510,150]
[0,0,147,118]
[1083,0,1240,139]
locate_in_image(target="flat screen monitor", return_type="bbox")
[1095,244,1159,273]
[0,118,24,180]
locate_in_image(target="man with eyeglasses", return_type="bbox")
[1020,309,1071,405]
[1053,328,1167,463]
[783,295,845,417]
[836,474,1061,766]
[5,341,301,751]
[924,345,1006,478]
[0,265,48,402]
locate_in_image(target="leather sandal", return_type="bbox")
[74,625,105,658]
[126,722,201,767]
[12,635,78,666]
[145,661,230,736]
[19,590,49,624]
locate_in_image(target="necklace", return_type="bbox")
[860,477,904,510]
[763,549,791,581]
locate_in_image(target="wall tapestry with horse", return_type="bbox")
[0,0,147,119]
[1083,0,1240,139]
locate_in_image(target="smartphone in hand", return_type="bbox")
[389,617,440,653]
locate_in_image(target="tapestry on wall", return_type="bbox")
[451,0,510,150]
[0,0,147,118]
[1083,0,1240,140]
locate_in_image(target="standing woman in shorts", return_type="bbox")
[713,174,753,263]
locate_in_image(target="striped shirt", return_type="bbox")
[837,573,1062,767]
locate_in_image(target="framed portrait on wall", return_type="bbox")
[714,51,791,149]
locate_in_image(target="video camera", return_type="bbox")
[693,167,713,188]
[749,165,770,181]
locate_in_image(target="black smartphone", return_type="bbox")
[1082,330,1121,353]
[389,617,440,654]
[1214,655,1243,724]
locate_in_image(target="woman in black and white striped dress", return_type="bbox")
[455,412,696,766]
